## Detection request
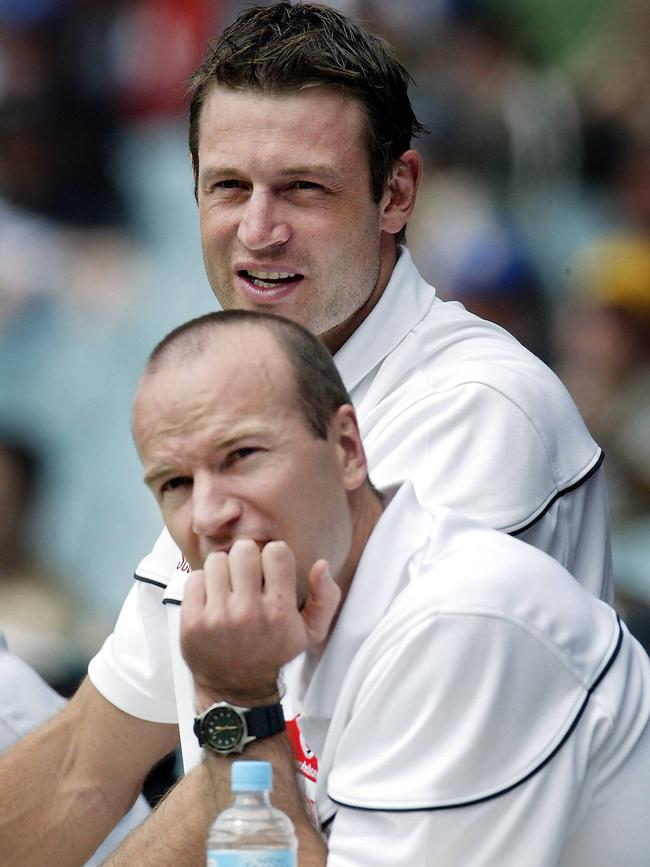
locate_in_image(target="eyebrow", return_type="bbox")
[142,426,272,488]
[277,165,345,182]
[199,165,345,185]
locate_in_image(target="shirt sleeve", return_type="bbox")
[88,578,177,723]
[361,381,609,597]
[88,529,181,723]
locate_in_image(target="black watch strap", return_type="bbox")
[245,703,286,738]
[193,701,286,750]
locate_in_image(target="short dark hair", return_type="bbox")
[147,309,351,439]
[187,1,424,243]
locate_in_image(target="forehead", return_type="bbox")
[134,326,300,443]
[197,85,369,169]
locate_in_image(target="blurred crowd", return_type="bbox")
[1,0,649,693]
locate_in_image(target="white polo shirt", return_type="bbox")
[93,485,649,866]
[286,485,650,866]
[89,247,612,734]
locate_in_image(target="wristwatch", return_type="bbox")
[193,701,285,756]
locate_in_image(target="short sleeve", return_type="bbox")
[362,381,597,535]
[88,579,177,723]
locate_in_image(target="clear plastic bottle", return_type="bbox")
[207,760,298,866]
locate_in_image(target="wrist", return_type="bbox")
[194,699,286,756]
[194,685,281,714]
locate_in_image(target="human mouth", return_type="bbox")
[237,268,304,299]
[244,270,301,288]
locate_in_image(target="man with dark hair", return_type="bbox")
[33,311,650,864]
[187,2,424,244]
[0,4,614,863]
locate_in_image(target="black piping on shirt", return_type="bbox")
[328,613,624,814]
[132,573,182,605]
[133,573,167,591]
[509,450,604,537]
[132,574,184,604]
[132,451,605,590]
[321,813,337,832]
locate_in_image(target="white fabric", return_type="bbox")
[106,486,650,865]
[289,485,650,866]
[89,248,612,731]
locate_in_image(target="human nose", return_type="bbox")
[191,474,242,540]
[237,189,290,250]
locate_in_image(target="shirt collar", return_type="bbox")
[294,481,432,732]
[334,248,436,392]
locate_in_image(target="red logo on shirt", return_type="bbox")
[286,716,319,783]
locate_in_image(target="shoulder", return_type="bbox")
[358,280,600,527]
[134,527,186,589]
[327,514,621,809]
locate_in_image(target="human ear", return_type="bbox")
[378,150,423,236]
[331,405,367,491]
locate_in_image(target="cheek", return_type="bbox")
[200,209,234,247]
[160,500,191,546]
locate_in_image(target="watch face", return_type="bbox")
[204,706,245,752]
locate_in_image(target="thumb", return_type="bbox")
[301,560,341,648]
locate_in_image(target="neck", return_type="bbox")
[321,235,398,355]
[334,485,385,614]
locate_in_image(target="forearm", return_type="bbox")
[104,763,213,866]
[0,702,137,866]
[106,734,326,866]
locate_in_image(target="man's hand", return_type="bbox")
[180,539,341,709]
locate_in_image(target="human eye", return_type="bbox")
[160,476,192,495]
[203,177,247,197]
[223,446,260,468]
[292,180,323,191]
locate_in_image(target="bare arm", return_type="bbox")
[105,734,325,866]
[0,677,178,867]
[105,539,339,865]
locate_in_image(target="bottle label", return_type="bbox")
[207,850,296,867]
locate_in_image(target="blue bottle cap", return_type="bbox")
[231,760,273,792]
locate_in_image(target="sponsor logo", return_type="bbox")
[286,716,318,783]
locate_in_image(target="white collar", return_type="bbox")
[334,248,436,392]
[286,482,431,744]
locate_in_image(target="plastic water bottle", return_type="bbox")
[207,760,298,866]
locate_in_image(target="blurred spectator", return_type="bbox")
[409,171,549,359]
[556,234,650,525]
[555,233,650,640]
[0,0,213,630]
[0,432,108,695]
[0,3,123,225]
[0,194,148,324]
[108,0,217,121]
